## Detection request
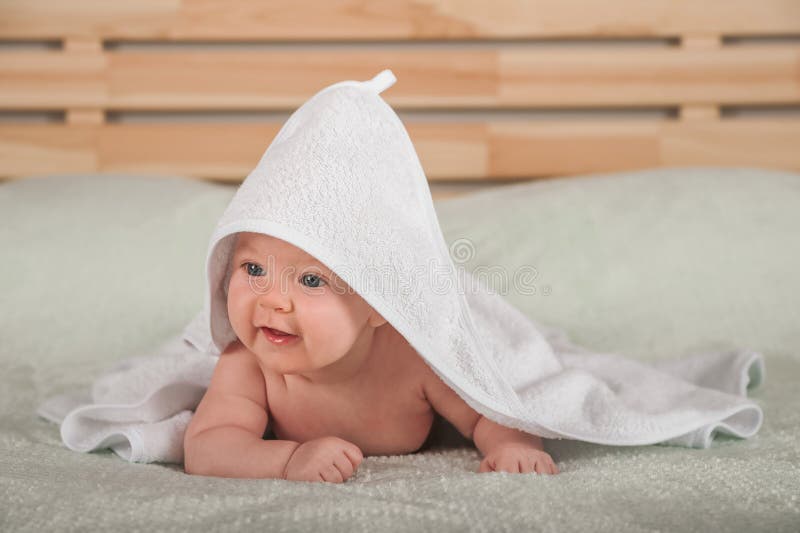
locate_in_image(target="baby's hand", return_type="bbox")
[478,443,560,475]
[282,436,364,483]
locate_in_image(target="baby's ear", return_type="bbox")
[368,311,388,328]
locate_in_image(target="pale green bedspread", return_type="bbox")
[1,167,797,532]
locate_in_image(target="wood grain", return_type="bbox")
[2,119,797,181]
[1,0,797,40]
[1,0,798,190]
[1,46,798,109]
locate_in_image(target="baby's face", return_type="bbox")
[227,232,386,382]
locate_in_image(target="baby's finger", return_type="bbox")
[496,457,518,473]
[478,458,494,473]
[321,463,344,484]
[520,455,535,474]
[533,459,547,475]
[342,446,363,470]
[333,454,355,480]
[537,453,556,475]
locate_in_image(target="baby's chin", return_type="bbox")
[253,354,299,377]
[257,352,348,380]
[251,344,314,374]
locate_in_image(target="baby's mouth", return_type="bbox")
[264,326,296,337]
[262,326,300,346]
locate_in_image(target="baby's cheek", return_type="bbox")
[226,286,252,335]
[306,318,355,361]
[310,325,348,358]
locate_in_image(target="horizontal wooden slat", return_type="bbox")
[1,0,798,40]
[1,46,798,110]
[2,120,798,181]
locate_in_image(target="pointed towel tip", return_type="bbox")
[363,69,397,94]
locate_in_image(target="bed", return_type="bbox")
[1,1,798,531]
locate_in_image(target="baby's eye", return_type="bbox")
[243,263,265,277]
[301,273,326,288]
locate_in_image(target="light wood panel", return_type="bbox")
[1,0,799,189]
[3,119,797,181]
[0,0,798,40]
[1,45,799,109]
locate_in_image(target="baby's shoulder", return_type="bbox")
[383,331,436,388]
[205,340,267,406]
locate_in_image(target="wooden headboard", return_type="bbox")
[1,0,799,199]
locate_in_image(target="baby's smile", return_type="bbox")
[261,326,300,345]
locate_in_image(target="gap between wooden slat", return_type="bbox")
[62,37,106,125]
[679,34,722,121]
[62,37,103,53]
[66,109,104,125]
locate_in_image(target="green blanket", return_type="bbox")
[1,167,797,531]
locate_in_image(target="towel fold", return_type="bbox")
[38,333,216,463]
[37,68,765,465]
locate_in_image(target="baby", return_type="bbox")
[183,231,559,482]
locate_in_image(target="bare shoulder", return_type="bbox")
[184,340,269,442]
[208,340,267,408]
[394,334,439,402]
[410,340,481,439]
[413,349,445,397]
[380,325,453,406]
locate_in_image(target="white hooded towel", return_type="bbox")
[37,69,765,464]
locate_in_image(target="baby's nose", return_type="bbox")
[256,288,293,313]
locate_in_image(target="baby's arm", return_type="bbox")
[422,366,559,475]
[183,344,300,479]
